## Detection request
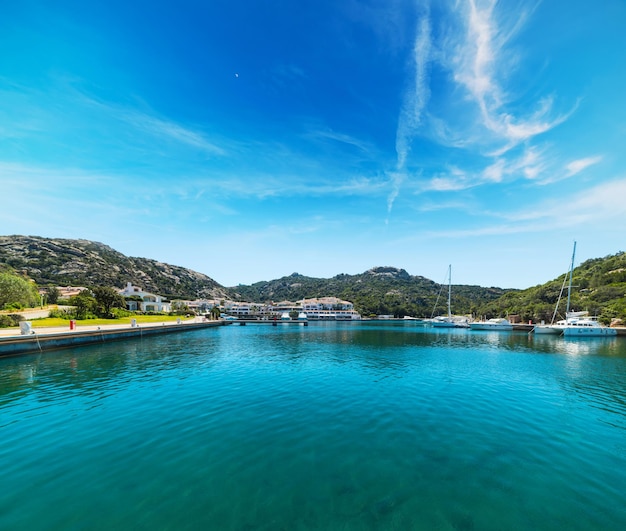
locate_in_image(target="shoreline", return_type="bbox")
[0,318,227,358]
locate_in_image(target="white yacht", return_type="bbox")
[469,318,513,331]
[533,321,565,335]
[560,312,617,337]
[533,242,616,337]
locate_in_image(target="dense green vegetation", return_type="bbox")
[475,252,626,324]
[0,272,39,310]
[230,267,511,318]
[1,236,624,324]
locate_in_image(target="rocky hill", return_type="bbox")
[0,235,228,300]
[229,266,512,318]
[4,235,622,323]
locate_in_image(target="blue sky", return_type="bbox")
[1,0,625,289]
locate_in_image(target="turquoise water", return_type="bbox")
[1,322,625,530]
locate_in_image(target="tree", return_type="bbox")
[92,286,126,317]
[69,291,97,320]
[171,301,190,313]
[46,285,61,305]
[0,273,39,309]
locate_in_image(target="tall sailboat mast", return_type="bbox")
[447,264,452,319]
[566,241,577,316]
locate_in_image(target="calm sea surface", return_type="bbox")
[1,322,626,530]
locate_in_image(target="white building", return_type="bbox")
[300,297,361,320]
[119,282,171,313]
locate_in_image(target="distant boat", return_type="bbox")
[469,318,513,331]
[431,265,469,328]
[533,242,616,337]
[533,320,566,335]
[403,316,429,326]
[280,312,291,320]
[297,312,308,321]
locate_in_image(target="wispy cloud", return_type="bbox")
[203,173,388,200]
[421,145,547,191]
[390,2,432,219]
[120,112,227,156]
[385,171,405,224]
[396,8,431,170]
[306,128,372,152]
[565,156,603,177]
[450,0,570,152]
[75,88,227,157]
[445,177,626,237]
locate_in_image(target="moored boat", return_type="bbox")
[430,265,470,328]
[469,318,513,331]
[533,321,565,335]
[533,242,616,337]
[432,315,470,328]
[560,312,617,337]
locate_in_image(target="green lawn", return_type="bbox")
[25,315,193,328]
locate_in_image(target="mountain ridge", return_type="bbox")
[0,235,228,300]
[1,235,624,323]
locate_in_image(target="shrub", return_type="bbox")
[48,308,73,320]
[0,314,23,328]
[2,302,24,311]
[110,307,134,318]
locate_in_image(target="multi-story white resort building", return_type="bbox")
[119,282,172,313]
[299,297,361,320]
[140,294,362,321]
[226,297,361,320]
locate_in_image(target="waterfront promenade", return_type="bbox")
[0,317,227,357]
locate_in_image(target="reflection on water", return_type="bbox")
[1,323,626,530]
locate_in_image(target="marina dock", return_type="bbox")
[0,319,228,358]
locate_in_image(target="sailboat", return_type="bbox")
[533,244,576,335]
[431,265,469,328]
[534,242,616,337]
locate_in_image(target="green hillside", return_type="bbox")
[229,267,512,318]
[1,235,624,323]
[475,252,626,324]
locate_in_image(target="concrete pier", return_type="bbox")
[0,320,229,358]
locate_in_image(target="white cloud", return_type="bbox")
[122,113,226,156]
[416,179,626,239]
[419,145,546,191]
[390,4,432,218]
[489,177,626,227]
[482,159,505,182]
[451,1,569,152]
[425,167,473,191]
[565,156,603,177]
[307,128,372,152]
[396,10,432,170]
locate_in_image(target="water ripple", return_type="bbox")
[1,324,626,530]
